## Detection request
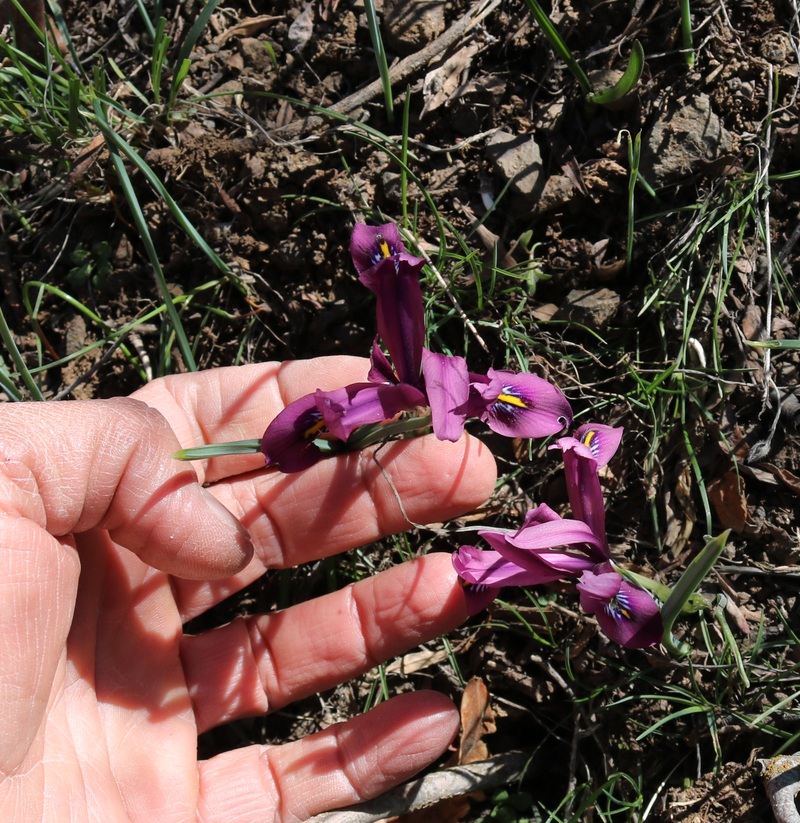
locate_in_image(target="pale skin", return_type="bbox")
[0,356,497,822]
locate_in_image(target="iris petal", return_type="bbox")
[573,423,624,468]
[421,349,469,442]
[318,382,426,441]
[577,563,663,648]
[469,369,573,438]
[261,393,335,473]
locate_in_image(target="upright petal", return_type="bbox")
[573,423,624,468]
[577,563,663,649]
[318,382,426,441]
[421,349,469,442]
[366,257,426,386]
[261,393,339,473]
[350,222,424,279]
[468,369,572,438]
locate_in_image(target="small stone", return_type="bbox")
[557,288,620,330]
[383,0,445,53]
[486,130,543,198]
[642,93,733,185]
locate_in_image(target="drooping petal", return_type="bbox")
[577,563,663,649]
[421,349,469,442]
[477,506,602,574]
[453,545,574,587]
[573,423,624,468]
[318,382,426,441]
[260,393,339,473]
[452,544,578,615]
[468,369,572,438]
[366,257,426,386]
[558,444,609,556]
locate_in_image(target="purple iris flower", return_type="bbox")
[260,381,426,472]
[353,223,473,443]
[452,502,603,615]
[351,223,426,387]
[260,393,337,473]
[552,423,624,556]
[577,562,663,648]
[453,422,664,648]
[261,222,578,470]
[467,369,573,439]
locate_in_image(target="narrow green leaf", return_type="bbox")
[174,440,262,460]
[661,530,730,656]
[588,40,645,106]
[522,0,593,94]
[746,338,800,349]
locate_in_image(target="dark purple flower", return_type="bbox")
[350,222,424,280]
[351,223,426,386]
[260,393,338,473]
[468,369,572,439]
[577,562,663,648]
[554,423,623,554]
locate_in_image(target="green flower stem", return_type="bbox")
[174,439,262,460]
[172,412,434,462]
[346,412,432,450]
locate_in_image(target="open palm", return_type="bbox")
[0,357,496,822]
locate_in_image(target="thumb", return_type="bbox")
[0,397,252,579]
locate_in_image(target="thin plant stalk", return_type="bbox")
[680,0,696,66]
[0,303,44,400]
[522,0,592,94]
[362,0,394,124]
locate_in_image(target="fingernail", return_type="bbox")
[200,487,253,557]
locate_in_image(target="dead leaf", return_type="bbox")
[724,594,753,636]
[421,43,480,116]
[763,463,800,497]
[212,14,283,46]
[708,468,748,532]
[664,463,696,558]
[457,677,495,765]
[742,302,762,340]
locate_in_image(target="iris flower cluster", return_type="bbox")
[453,423,664,649]
[260,221,663,649]
[260,222,573,471]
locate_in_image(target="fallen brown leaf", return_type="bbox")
[708,468,748,533]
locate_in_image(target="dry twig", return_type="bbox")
[303,750,529,823]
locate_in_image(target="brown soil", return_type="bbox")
[2,0,800,819]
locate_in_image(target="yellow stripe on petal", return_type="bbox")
[497,392,530,409]
[303,418,326,439]
[376,234,392,258]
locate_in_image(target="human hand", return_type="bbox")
[0,356,496,822]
